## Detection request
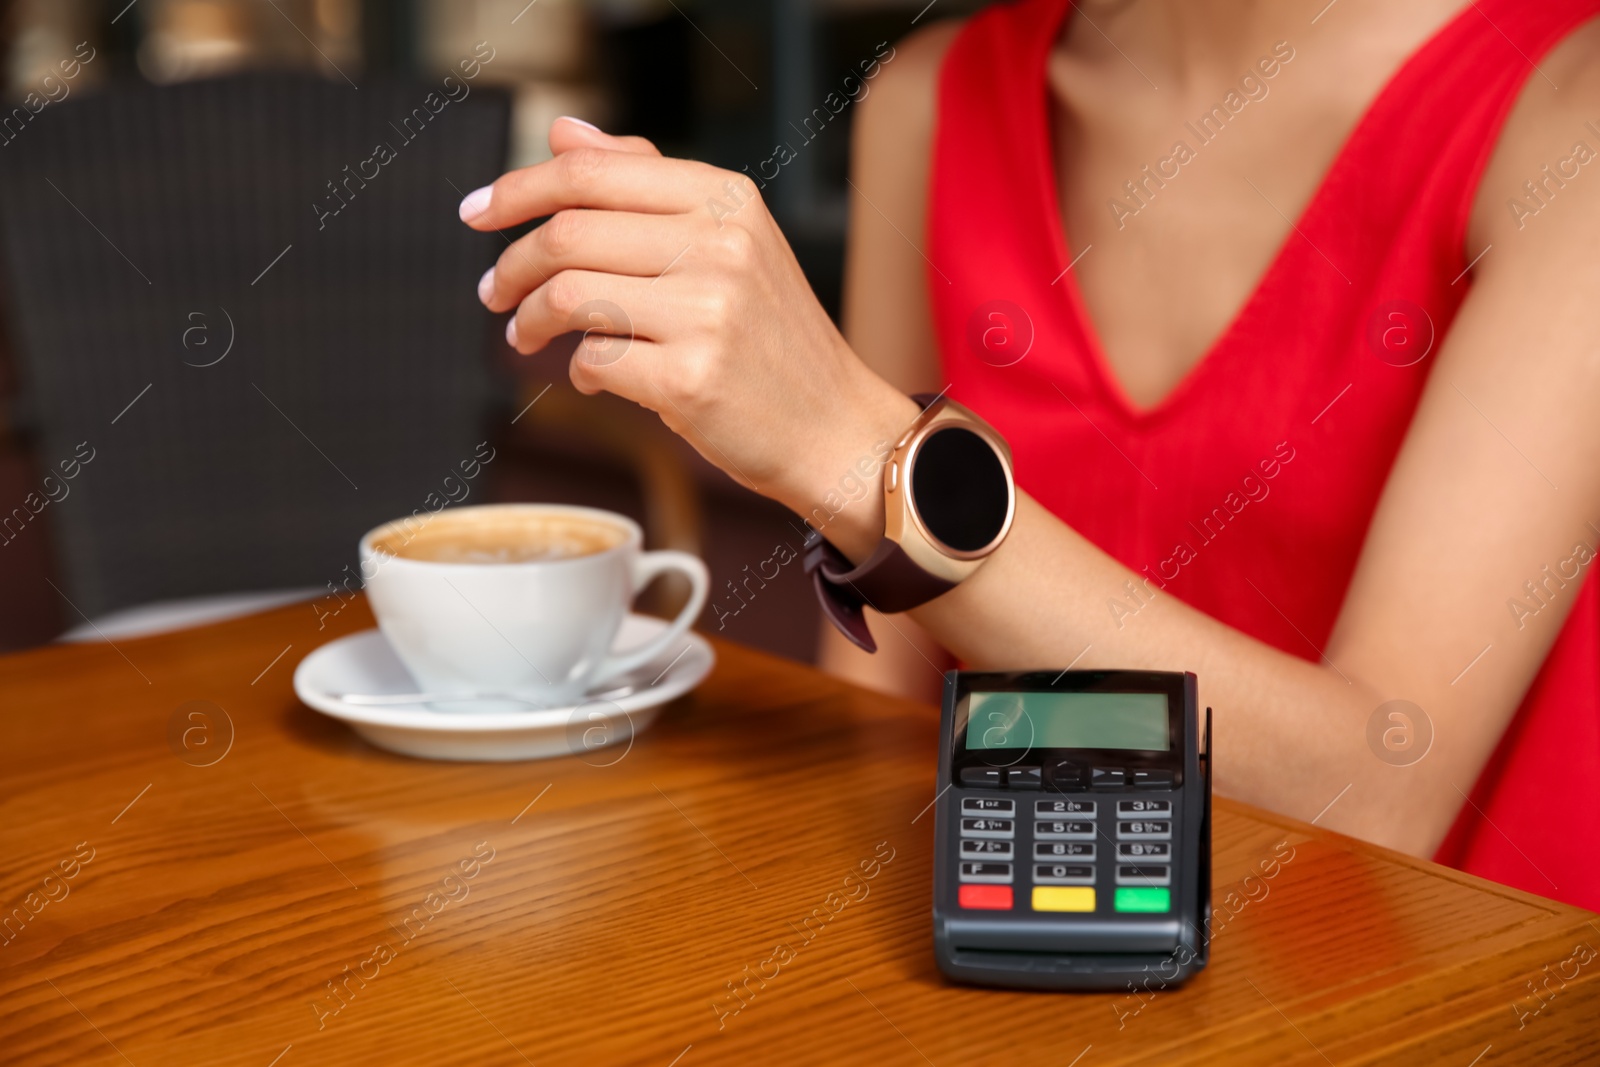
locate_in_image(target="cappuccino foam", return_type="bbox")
[374,510,627,564]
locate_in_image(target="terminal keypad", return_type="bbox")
[955,774,1176,913]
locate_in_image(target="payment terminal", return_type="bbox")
[932,670,1211,990]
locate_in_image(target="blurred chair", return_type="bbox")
[0,72,510,634]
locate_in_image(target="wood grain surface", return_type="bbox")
[1,597,1596,1066]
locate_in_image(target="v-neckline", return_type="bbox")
[1031,0,1478,424]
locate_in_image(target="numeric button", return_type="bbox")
[1036,799,1095,817]
[962,798,1015,817]
[959,839,1013,859]
[1117,841,1170,860]
[1118,799,1172,817]
[960,817,1014,840]
[1035,841,1095,861]
[1034,820,1096,841]
[1117,820,1172,840]
[1034,863,1095,885]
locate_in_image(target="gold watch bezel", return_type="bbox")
[882,398,1016,585]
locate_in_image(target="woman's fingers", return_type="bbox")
[481,210,699,313]
[547,115,662,158]
[561,336,663,399]
[460,148,733,230]
[508,269,703,355]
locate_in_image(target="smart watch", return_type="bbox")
[804,393,1016,653]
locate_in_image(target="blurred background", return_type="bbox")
[0,0,986,664]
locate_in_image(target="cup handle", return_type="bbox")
[591,550,710,686]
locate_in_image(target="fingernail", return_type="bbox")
[477,266,495,305]
[458,185,492,222]
[505,317,519,348]
[557,115,602,133]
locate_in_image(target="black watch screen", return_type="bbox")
[910,425,1012,553]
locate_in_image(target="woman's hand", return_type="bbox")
[460,117,918,552]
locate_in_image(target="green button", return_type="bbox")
[1114,887,1171,913]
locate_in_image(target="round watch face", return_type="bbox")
[909,425,1012,553]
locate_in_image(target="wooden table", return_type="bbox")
[2,599,1597,1066]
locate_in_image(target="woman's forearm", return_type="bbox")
[806,490,1468,857]
[757,371,1500,859]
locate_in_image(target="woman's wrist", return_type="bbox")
[783,364,921,561]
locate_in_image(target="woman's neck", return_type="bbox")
[1070,0,1292,92]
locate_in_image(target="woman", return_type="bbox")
[460,0,1600,909]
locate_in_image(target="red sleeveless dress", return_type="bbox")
[928,0,1600,909]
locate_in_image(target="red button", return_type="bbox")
[959,884,1013,910]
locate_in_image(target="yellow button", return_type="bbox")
[1032,886,1096,912]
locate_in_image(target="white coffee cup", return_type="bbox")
[360,503,709,710]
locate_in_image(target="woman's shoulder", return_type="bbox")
[860,19,967,135]
[1470,18,1600,250]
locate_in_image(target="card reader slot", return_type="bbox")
[938,946,1202,991]
[942,914,1181,955]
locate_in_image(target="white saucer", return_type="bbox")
[292,614,714,761]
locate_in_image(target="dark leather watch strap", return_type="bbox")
[819,535,957,614]
[803,531,876,653]
[803,530,957,654]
